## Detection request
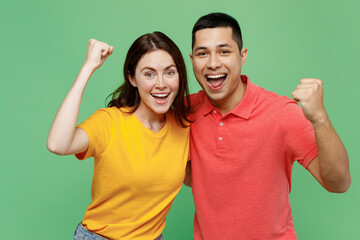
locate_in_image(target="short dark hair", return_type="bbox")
[107,31,191,127]
[192,12,243,52]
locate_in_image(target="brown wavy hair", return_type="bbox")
[107,31,191,127]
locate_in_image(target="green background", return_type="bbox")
[1,0,359,239]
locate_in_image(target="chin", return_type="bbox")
[151,105,171,115]
[205,89,227,101]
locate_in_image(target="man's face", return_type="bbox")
[190,27,247,110]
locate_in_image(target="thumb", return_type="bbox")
[108,46,114,55]
[292,90,300,102]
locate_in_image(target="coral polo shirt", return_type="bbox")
[189,75,318,240]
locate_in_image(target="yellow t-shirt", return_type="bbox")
[76,107,189,240]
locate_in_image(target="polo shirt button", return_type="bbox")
[219,137,223,141]
[213,110,217,114]
[219,122,223,126]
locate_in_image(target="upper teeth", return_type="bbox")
[152,93,168,97]
[207,74,226,79]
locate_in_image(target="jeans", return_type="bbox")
[73,222,164,240]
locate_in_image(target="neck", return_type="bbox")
[134,104,166,133]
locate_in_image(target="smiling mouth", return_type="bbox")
[151,93,170,104]
[206,74,227,89]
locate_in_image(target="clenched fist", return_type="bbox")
[292,78,328,124]
[83,39,113,71]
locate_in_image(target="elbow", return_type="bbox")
[321,160,352,193]
[328,185,350,194]
[183,171,192,187]
[184,160,192,187]
[334,178,351,193]
[325,176,352,193]
[341,175,352,193]
[183,178,192,187]
[46,139,67,155]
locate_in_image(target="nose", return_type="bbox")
[155,75,166,90]
[206,54,221,69]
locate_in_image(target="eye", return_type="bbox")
[166,70,176,76]
[144,72,154,77]
[220,50,230,55]
[196,52,207,57]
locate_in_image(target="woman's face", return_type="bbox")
[129,49,180,117]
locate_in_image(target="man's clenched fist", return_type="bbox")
[292,78,328,124]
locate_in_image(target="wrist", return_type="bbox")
[311,112,330,127]
[81,64,96,75]
[73,65,95,86]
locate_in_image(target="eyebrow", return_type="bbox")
[140,64,176,72]
[218,43,233,48]
[194,43,233,52]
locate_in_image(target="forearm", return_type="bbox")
[47,66,93,154]
[184,161,192,187]
[312,115,351,192]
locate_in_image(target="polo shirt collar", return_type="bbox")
[202,75,258,119]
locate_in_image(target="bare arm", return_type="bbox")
[184,160,192,187]
[47,39,113,155]
[292,79,351,193]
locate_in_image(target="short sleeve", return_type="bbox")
[280,101,318,168]
[75,108,113,160]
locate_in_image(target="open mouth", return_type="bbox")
[206,74,227,90]
[151,93,170,104]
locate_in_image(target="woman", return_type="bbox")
[47,32,191,240]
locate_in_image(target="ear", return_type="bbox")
[240,48,248,66]
[189,53,194,65]
[128,72,137,87]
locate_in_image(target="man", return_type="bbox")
[186,12,351,239]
